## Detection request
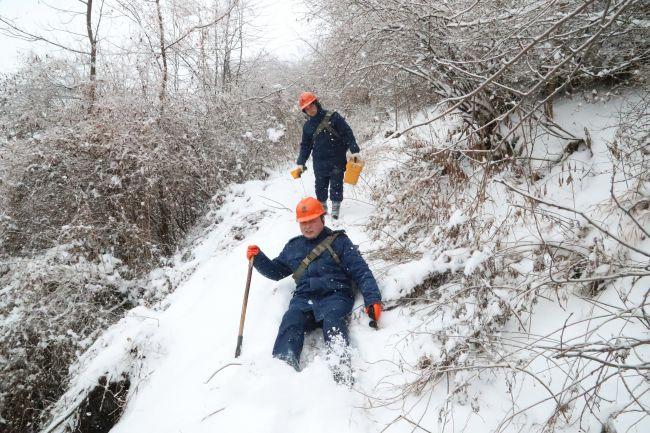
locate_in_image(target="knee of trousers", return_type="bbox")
[277,308,310,333]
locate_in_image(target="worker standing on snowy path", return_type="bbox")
[293,92,360,220]
[246,197,382,384]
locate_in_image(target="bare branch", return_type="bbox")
[496,179,650,258]
[0,16,89,55]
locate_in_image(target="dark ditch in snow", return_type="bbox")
[74,376,130,433]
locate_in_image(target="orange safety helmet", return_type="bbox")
[296,197,325,222]
[298,92,318,110]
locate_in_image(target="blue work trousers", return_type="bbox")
[315,166,345,203]
[272,305,350,370]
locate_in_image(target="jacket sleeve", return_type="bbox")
[252,246,293,281]
[331,112,360,154]
[336,235,381,306]
[296,125,313,166]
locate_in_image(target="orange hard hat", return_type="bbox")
[298,92,318,110]
[296,197,325,222]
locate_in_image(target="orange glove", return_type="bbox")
[365,303,382,321]
[247,245,260,261]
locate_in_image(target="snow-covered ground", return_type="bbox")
[45,94,648,433]
[52,166,415,433]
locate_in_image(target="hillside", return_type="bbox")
[40,93,649,433]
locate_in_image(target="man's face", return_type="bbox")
[304,102,318,117]
[299,216,324,239]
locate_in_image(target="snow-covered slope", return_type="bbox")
[47,156,432,433]
[45,94,648,433]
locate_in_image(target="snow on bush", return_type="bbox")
[364,92,649,431]
[0,56,299,433]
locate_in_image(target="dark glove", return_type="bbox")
[247,245,260,261]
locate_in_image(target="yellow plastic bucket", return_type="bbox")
[344,158,364,185]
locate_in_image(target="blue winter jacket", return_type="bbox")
[252,227,381,321]
[296,107,360,175]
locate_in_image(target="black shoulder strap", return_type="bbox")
[292,232,358,290]
[292,233,341,283]
[312,111,340,141]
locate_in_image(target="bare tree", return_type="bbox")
[0,0,106,109]
[83,0,102,108]
[155,0,168,116]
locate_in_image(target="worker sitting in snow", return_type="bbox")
[247,197,382,383]
[293,92,360,220]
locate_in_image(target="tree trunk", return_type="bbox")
[235,5,243,86]
[155,0,168,119]
[221,2,232,91]
[86,0,97,110]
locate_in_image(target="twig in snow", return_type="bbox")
[380,414,434,433]
[201,407,225,422]
[204,362,241,384]
[259,195,292,212]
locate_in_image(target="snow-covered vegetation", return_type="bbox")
[0,0,647,432]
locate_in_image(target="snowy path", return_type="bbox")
[100,158,425,433]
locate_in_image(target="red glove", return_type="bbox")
[247,245,260,260]
[365,303,382,321]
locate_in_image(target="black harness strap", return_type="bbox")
[312,111,340,142]
[292,233,341,283]
[291,232,359,292]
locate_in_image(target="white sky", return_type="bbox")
[0,0,311,73]
[253,0,311,60]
